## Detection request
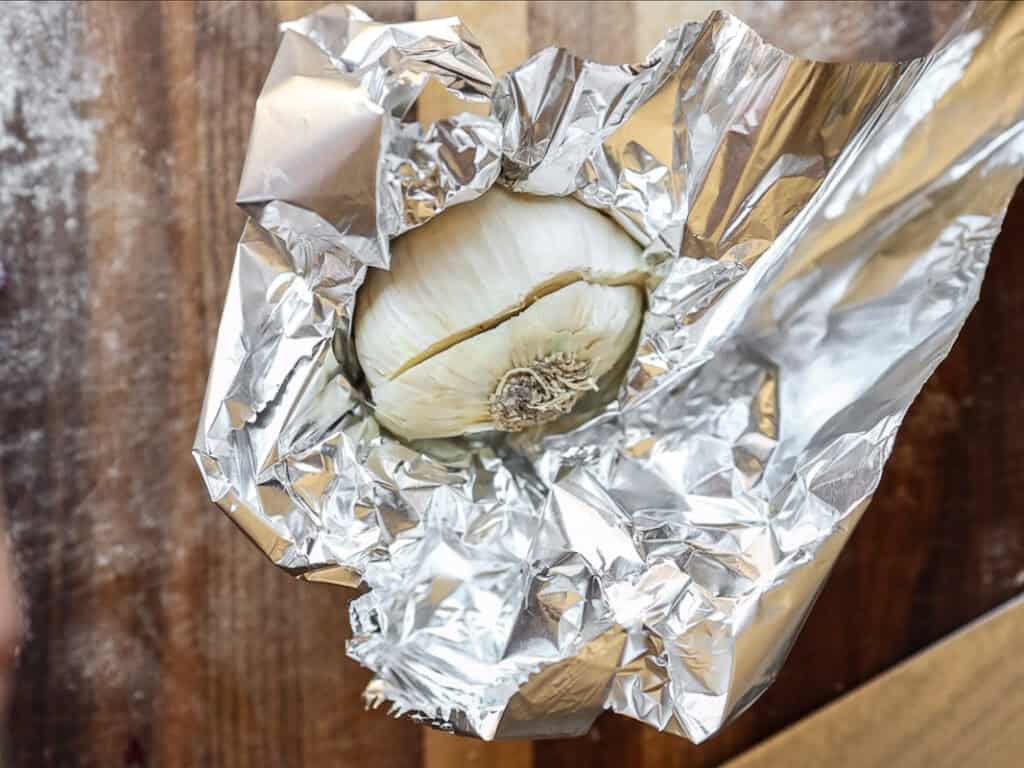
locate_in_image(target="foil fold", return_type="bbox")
[194,1,1024,742]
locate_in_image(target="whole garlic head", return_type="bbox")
[355,188,646,441]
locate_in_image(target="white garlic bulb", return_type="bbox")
[355,187,645,441]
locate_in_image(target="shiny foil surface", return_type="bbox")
[193,1,1024,742]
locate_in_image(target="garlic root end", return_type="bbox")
[489,353,599,432]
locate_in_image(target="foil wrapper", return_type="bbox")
[194,1,1024,742]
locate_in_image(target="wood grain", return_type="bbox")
[722,597,1024,768]
[1,2,1020,768]
[3,3,421,767]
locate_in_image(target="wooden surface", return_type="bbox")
[1,2,1021,767]
[723,596,1024,768]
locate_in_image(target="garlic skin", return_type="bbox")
[355,188,645,441]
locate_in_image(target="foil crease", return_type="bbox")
[194,1,1024,742]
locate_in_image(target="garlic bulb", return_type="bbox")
[355,187,645,441]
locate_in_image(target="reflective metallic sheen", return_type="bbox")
[194,1,1024,742]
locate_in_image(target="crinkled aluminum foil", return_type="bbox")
[193,1,1024,742]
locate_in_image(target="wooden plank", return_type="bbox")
[633,1,722,59]
[276,1,415,25]
[414,0,529,126]
[633,1,960,63]
[3,1,420,766]
[416,0,529,75]
[529,0,634,63]
[424,734,536,768]
[723,596,1024,768]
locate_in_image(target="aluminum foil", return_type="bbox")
[193,1,1024,743]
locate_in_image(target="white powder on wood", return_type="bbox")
[0,2,105,237]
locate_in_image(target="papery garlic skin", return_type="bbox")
[355,188,645,441]
[370,281,643,440]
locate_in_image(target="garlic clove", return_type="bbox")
[370,281,643,441]
[355,187,646,389]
